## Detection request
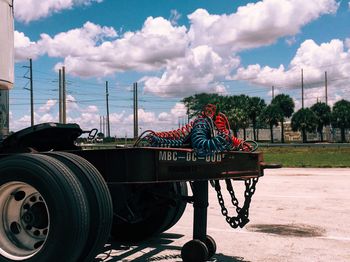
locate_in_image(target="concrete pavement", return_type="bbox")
[99,168,350,262]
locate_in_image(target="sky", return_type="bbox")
[10,0,350,137]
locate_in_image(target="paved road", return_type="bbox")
[99,168,350,262]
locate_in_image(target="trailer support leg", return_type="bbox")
[181,180,216,262]
[192,180,208,241]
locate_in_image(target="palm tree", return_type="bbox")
[331,99,350,142]
[291,108,317,143]
[271,94,295,143]
[226,107,250,138]
[220,95,250,139]
[247,97,266,141]
[261,104,283,143]
[310,102,331,142]
[182,93,223,119]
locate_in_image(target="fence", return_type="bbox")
[237,126,350,143]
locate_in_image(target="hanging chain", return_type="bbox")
[212,177,259,228]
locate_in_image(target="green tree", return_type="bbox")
[226,107,250,137]
[226,95,251,139]
[331,99,350,142]
[182,93,223,119]
[310,102,331,142]
[246,97,266,141]
[261,104,283,143]
[291,108,317,143]
[271,94,295,143]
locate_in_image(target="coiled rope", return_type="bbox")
[134,104,258,154]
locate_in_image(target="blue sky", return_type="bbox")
[10,0,350,136]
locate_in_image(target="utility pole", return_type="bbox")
[102,116,105,136]
[136,82,138,138]
[324,71,330,141]
[100,115,102,134]
[133,82,138,140]
[301,68,304,109]
[58,69,62,123]
[23,58,34,126]
[325,71,328,106]
[29,59,34,126]
[272,85,275,100]
[105,81,110,137]
[62,66,66,124]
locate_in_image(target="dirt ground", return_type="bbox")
[99,168,350,262]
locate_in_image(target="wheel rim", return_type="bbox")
[0,181,50,260]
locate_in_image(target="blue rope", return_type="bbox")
[140,117,233,157]
[190,118,232,157]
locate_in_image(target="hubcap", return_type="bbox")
[0,182,50,260]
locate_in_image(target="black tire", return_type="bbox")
[205,235,217,259]
[181,239,209,262]
[110,182,187,242]
[45,152,113,262]
[0,154,89,262]
[162,182,188,232]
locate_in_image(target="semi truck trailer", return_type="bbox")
[0,2,279,261]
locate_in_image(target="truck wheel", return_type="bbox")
[45,152,113,262]
[205,235,217,258]
[181,239,209,262]
[0,154,89,262]
[110,182,187,242]
[161,182,187,232]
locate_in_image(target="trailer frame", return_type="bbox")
[0,123,279,261]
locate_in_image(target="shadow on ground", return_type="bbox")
[96,233,249,262]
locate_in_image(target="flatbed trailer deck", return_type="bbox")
[0,123,279,262]
[73,147,264,183]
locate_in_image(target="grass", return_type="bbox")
[259,146,350,168]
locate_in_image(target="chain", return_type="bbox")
[212,177,259,228]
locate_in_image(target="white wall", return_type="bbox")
[0,0,14,90]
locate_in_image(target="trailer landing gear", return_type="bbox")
[181,180,216,262]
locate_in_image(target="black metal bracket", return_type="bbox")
[192,180,209,241]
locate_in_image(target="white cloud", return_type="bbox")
[9,95,189,137]
[169,9,181,26]
[109,112,125,124]
[293,86,344,111]
[69,102,189,136]
[234,38,350,109]
[68,112,100,129]
[142,45,238,97]
[66,94,80,112]
[42,21,117,58]
[158,112,170,122]
[14,0,339,97]
[170,102,187,118]
[39,113,55,123]
[187,0,338,52]
[14,31,43,61]
[346,38,350,49]
[235,39,350,89]
[15,18,188,77]
[142,0,338,96]
[285,36,297,46]
[82,105,98,113]
[10,95,102,132]
[14,0,103,23]
[15,22,117,62]
[38,99,57,113]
